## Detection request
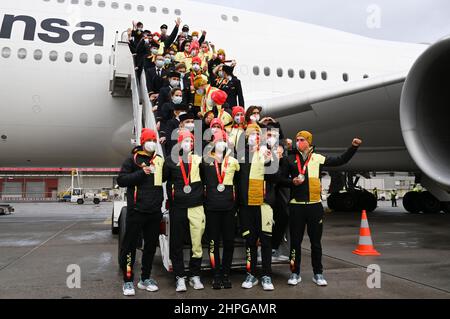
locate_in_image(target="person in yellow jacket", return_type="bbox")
[226,106,247,154]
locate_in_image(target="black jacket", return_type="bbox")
[280,146,358,202]
[146,67,168,94]
[221,76,245,107]
[117,147,165,214]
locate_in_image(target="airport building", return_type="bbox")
[0,168,119,201]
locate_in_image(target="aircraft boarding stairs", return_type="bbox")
[109,32,288,272]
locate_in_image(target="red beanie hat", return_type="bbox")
[212,130,228,143]
[211,90,228,105]
[140,128,157,145]
[210,118,224,130]
[232,106,245,118]
[177,129,195,144]
[192,56,202,65]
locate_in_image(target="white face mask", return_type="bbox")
[218,71,224,78]
[165,58,172,65]
[215,141,227,153]
[211,127,220,135]
[196,88,205,95]
[144,141,157,153]
[151,48,159,55]
[155,60,165,68]
[179,72,185,78]
[248,134,259,146]
[181,141,192,152]
[192,64,201,71]
[172,96,183,104]
[234,115,243,124]
[170,80,180,88]
[144,39,149,44]
[250,114,260,123]
[184,123,195,131]
[192,36,199,42]
[267,136,278,148]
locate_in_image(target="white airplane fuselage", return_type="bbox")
[0,0,428,171]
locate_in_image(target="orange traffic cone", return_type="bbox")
[352,210,380,256]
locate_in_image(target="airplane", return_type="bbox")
[0,0,449,214]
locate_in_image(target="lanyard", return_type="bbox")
[179,155,192,187]
[202,86,212,113]
[296,153,312,175]
[214,156,229,184]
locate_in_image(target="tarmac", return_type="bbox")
[0,201,449,299]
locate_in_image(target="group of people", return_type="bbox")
[118,20,363,296]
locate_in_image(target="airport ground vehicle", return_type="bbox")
[0,204,14,215]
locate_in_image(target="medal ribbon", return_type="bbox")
[296,153,312,176]
[179,155,192,187]
[214,156,229,185]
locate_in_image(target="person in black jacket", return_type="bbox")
[157,72,181,109]
[221,65,245,107]
[117,128,165,297]
[163,130,206,292]
[278,130,362,287]
[202,130,240,289]
[146,55,168,102]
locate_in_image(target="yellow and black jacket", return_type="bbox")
[280,146,358,203]
[202,152,240,211]
[117,147,165,214]
[163,152,204,209]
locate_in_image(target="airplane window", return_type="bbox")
[150,6,157,13]
[34,50,43,61]
[98,1,106,8]
[1,47,11,59]
[65,52,73,63]
[57,0,65,3]
[94,54,103,65]
[71,0,79,4]
[288,69,294,78]
[85,0,93,6]
[124,3,132,10]
[264,67,271,76]
[174,9,182,16]
[137,5,144,12]
[253,66,260,76]
[363,74,369,79]
[49,51,58,62]
[111,2,119,9]
[299,70,305,79]
[277,68,283,77]
[310,71,317,80]
[343,73,349,82]
[232,16,239,22]
[80,53,88,64]
[221,15,228,21]
[321,71,327,80]
[17,48,27,59]
[162,8,169,14]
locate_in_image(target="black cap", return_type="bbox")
[222,65,234,75]
[160,24,168,29]
[179,112,195,122]
[174,104,188,111]
[150,41,160,48]
[169,71,181,79]
[182,25,189,32]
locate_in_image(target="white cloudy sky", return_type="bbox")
[195,0,450,44]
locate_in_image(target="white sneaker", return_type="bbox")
[189,276,205,290]
[241,273,258,289]
[261,276,274,291]
[272,249,289,262]
[122,282,135,296]
[313,274,328,286]
[137,278,159,292]
[288,273,301,286]
[176,276,187,292]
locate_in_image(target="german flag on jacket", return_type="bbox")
[117,147,165,214]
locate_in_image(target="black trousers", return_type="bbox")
[206,210,236,277]
[391,199,397,207]
[119,209,162,282]
[272,190,290,250]
[169,207,202,279]
[239,206,272,277]
[289,203,324,275]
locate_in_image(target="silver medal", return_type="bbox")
[183,185,192,194]
[297,174,305,183]
[217,184,225,192]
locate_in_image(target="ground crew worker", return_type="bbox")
[279,131,362,287]
[163,130,206,292]
[390,189,398,207]
[117,128,165,296]
[203,130,240,289]
[236,124,278,291]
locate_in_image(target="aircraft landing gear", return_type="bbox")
[403,191,446,214]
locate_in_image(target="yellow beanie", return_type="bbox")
[193,75,208,89]
[296,131,313,145]
[246,123,261,137]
